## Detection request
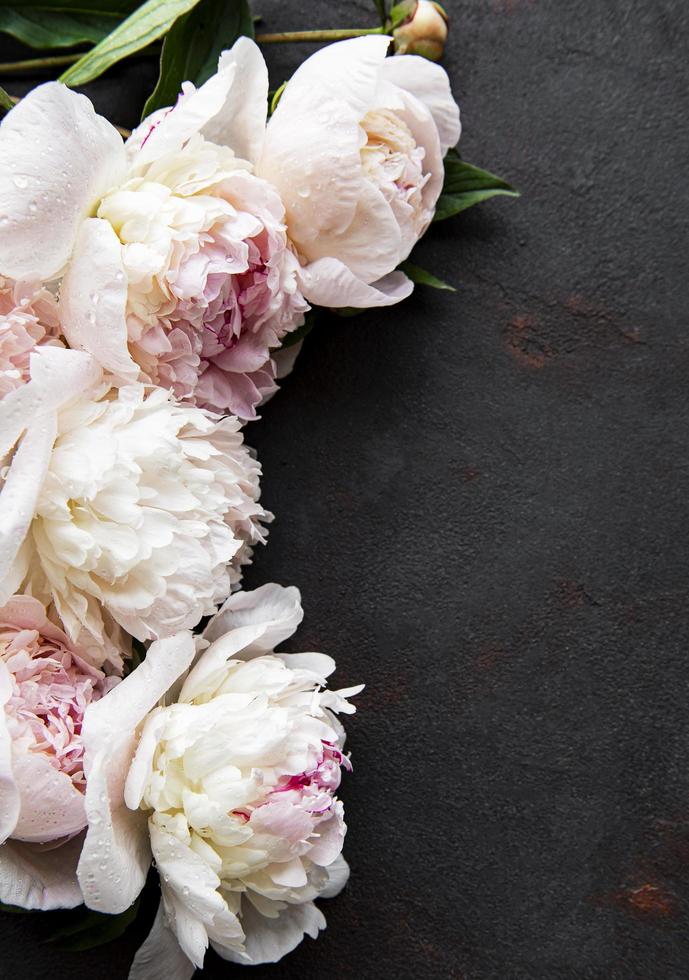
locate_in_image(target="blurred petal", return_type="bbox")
[271,341,302,382]
[60,218,139,379]
[0,82,126,280]
[0,835,83,910]
[298,260,413,309]
[214,899,325,965]
[129,901,196,980]
[203,38,269,164]
[78,631,196,912]
[379,55,461,154]
[320,854,350,899]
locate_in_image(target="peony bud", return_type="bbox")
[392,0,450,62]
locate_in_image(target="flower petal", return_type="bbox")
[151,822,244,967]
[0,82,127,280]
[0,662,20,843]
[203,583,303,651]
[297,260,413,309]
[378,55,461,154]
[11,749,86,843]
[320,854,350,899]
[276,35,392,119]
[78,631,196,912]
[129,58,238,171]
[203,38,269,165]
[129,901,196,980]
[213,898,326,965]
[59,217,139,379]
[0,835,84,910]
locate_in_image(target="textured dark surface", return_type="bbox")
[2,0,689,977]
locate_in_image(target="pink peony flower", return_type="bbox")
[0,277,62,398]
[0,595,116,846]
[0,595,118,911]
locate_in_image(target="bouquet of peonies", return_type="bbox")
[0,0,516,974]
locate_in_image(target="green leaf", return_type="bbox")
[143,0,253,118]
[388,0,415,29]
[434,151,519,222]
[59,0,204,87]
[46,899,141,951]
[0,900,37,914]
[269,80,286,116]
[0,1,138,49]
[398,260,456,291]
[0,84,14,112]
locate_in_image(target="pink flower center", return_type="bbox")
[2,627,109,790]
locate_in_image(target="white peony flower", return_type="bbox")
[257,35,461,308]
[0,39,307,421]
[74,584,361,978]
[0,347,268,657]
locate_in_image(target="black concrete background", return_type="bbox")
[2,0,689,976]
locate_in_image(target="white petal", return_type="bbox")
[0,346,100,460]
[203,583,303,652]
[0,418,56,604]
[59,218,139,379]
[214,899,326,965]
[0,82,127,280]
[277,35,392,118]
[203,38,269,164]
[298,260,413,309]
[378,55,461,154]
[129,59,238,171]
[78,631,196,912]
[11,749,86,843]
[276,652,336,679]
[259,97,370,267]
[129,901,196,980]
[0,663,20,843]
[151,822,243,967]
[320,854,350,899]
[0,835,84,910]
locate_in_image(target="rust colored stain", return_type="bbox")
[554,578,598,608]
[477,645,507,671]
[564,293,643,345]
[505,313,555,369]
[492,0,535,12]
[604,882,677,918]
[462,465,480,482]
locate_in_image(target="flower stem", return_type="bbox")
[0,53,82,73]
[255,27,386,43]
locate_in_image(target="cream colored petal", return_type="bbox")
[213,898,326,965]
[0,82,126,280]
[11,749,86,843]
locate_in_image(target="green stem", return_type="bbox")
[0,45,160,75]
[256,27,385,43]
[0,53,83,73]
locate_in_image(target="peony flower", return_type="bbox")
[392,0,450,61]
[0,347,268,657]
[0,594,116,910]
[74,584,361,977]
[0,39,307,421]
[0,277,62,398]
[257,35,461,308]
